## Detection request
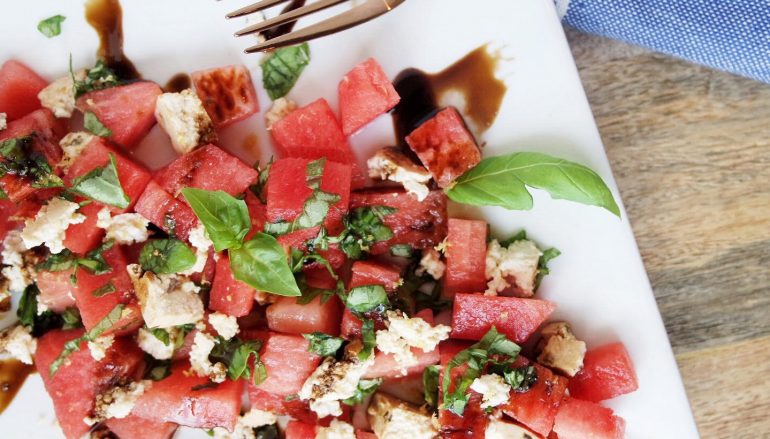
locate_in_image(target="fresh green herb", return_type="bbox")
[49,304,125,375]
[536,247,561,289]
[445,152,620,217]
[61,307,83,330]
[230,233,301,297]
[499,229,528,247]
[0,187,7,200]
[359,319,376,361]
[502,365,538,392]
[261,43,311,100]
[144,357,172,381]
[182,188,251,251]
[36,241,113,276]
[83,111,112,137]
[303,332,345,357]
[344,285,389,316]
[91,281,115,297]
[390,244,413,258]
[254,424,279,439]
[336,206,395,259]
[69,154,129,208]
[78,240,114,275]
[150,327,171,346]
[342,378,382,405]
[17,285,65,336]
[209,338,267,385]
[163,215,177,238]
[0,136,64,189]
[71,58,120,98]
[38,15,66,38]
[205,430,215,437]
[250,158,273,204]
[423,365,441,409]
[296,275,338,305]
[139,239,197,274]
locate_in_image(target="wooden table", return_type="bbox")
[564,29,770,438]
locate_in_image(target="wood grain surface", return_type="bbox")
[564,29,770,438]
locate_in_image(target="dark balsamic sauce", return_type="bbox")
[0,359,35,415]
[260,0,308,41]
[85,0,141,80]
[163,73,192,93]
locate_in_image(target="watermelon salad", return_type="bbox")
[0,44,637,439]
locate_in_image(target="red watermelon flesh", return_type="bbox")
[191,64,259,128]
[0,60,48,120]
[63,201,104,255]
[444,218,488,296]
[285,420,318,439]
[348,260,402,293]
[209,254,256,318]
[35,269,77,313]
[254,332,321,397]
[553,398,626,439]
[105,414,178,439]
[450,293,555,343]
[338,58,400,136]
[0,199,21,242]
[568,342,639,402]
[134,181,198,241]
[266,295,343,336]
[0,108,66,145]
[501,361,568,436]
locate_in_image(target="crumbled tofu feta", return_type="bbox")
[189,331,227,383]
[96,208,150,245]
[209,312,239,340]
[0,112,6,131]
[375,310,451,375]
[536,322,586,377]
[21,198,86,254]
[1,230,35,294]
[470,374,511,409]
[127,264,204,328]
[136,327,177,360]
[84,380,150,425]
[485,239,542,296]
[415,248,445,280]
[0,324,37,364]
[265,97,297,129]
[211,408,277,439]
[316,419,356,439]
[299,341,374,418]
[38,73,82,118]
[154,89,217,154]
[178,223,213,276]
[58,132,95,170]
[367,147,433,201]
[485,418,540,439]
[367,393,437,439]
[88,335,115,361]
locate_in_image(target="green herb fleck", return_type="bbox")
[359,319,376,361]
[229,233,301,297]
[83,111,112,137]
[336,206,395,260]
[181,188,251,251]
[71,58,121,98]
[49,304,125,375]
[0,136,64,189]
[261,43,311,100]
[38,15,66,38]
[69,154,129,208]
[139,239,197,274]
[303,332,345,357]
[91,281,115,297]
[423,365,440,409]
[209,338,267,385]
[342,378,382,405]
[344,285,389,316]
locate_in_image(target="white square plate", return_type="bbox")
[0,0,699,437]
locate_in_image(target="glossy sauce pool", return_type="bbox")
[0,360,35,415]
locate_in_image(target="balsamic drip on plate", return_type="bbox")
[0,360,35,415]
[85,0,141,80]
[163,73,192,93]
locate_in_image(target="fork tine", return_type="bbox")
[244,0,406,52]
[234,0,348,37]
[226,0,289,19]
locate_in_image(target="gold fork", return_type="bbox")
[226,0,408,53]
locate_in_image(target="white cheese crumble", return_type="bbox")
[96,208,150,245]
[84,380,150,425]
[415,248,445,280]
[375,311,451,375]
[180,223,212,275]
[470,374,511,409]
[212,408,278,439]
[485,239,542,296]
[154,89,216,155]
[367,393,437,439]
[316,419,356,439]
[298,342,374,418]
[37,74,80,118]
[1,230,34,294]
[536,322,586,377]
[367,147,432,201]
[88,335,115,361]
[127,264,204,328]
[136,327,177,360]
[265,97,297,130]
[209,312,239,340]
[189,331,227,383]
[21,197,86,254]
[58,132,96,172]
[0,324,37,364]
[0,112,6,131]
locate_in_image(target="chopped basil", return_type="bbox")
[336,206,396,260]
[230,233,301,297]
[499,229,528,247]
[38,15,66,38]
[344,285,389,316]
[342,378,382,406]
[145,358,172,381]
[303,332,345,357]
[139,239,197,274]
[150,327,171,346]
[503,365,538,392]
[83,111,112,137]
[209,337,267,385]
[359,319,376,361]
[0,136,64,189]
[296,276,338,305]
[181,188,251,251]
[423,365,440,409]
[261,43,311,100]
[49,304,125,375]
[36,241,113,276]
[91,281,116,297]
[250,157,272,203]
[69,154,129,209]
[445,152,620,217]
[71,58,121,98]
[536,247,561,289]
[61,307,83,330]
[390,244,413,258]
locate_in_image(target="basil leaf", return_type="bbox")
[230,233,300,297]
[209,338,266,385]
[0,136,63,189]
[342,378,382,406]
[423,365,440,409]
[35,249,79,272]
[50,304,124,375]
[182,188,251,251]
[503,365,538,392]
[145,358,172,381]
[345,285,389,315]
[337,206,395,260]
[389,244,413,258]
[17,285,62,336]
[79,240,114,275]
[359,319,376,361]
[72,58,121,98]
[303,332,345,357]
[445,152,620,217]
[91,281,116,297]
[535,247,560,289]
[150,327,171,346]
[250,157,272,203]
[499,230,527,247]
[36,241,113,276]
[61,307,83,330]
[261,43,310,100]
[83,111,113,137]
[139,239,197,274]
[69,154,129,209]
[38,15,65,38]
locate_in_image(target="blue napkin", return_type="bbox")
[556,0,770,83]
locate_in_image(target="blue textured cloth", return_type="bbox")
[556,0,770,83]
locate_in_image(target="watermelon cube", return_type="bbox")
[405,107,481,188]
[437,391,489,438]
[76,81,163,149]
[0,199,21,243]
[349,260,402,293]
[154,144,259,197]
[568,342,639,402]
[0,60,48,120]
[444,219,487,296]
[105,414,178,439]
[285,420,318,439]
[0,108,66,145]
[35,269,77,313]
[192,64,259,128]
[501,361,568,436]
[134,181,199,241]
[62,202,104,255]
[276,227,347,270]
[553,398,626,439]
[266,295,343,336]
[338,58,400,135]
[254,332,322,397]
[450,293,555,343]
[209,254,256,317]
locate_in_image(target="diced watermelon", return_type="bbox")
[405,107,481,188]
[35,329,144,439]
[0,108,66,145]
[276,227,347,270]
[131,363,243,431]
[438,391,488,439]
[0,60,47,120]
[254,332,321,396]
[356,431,377,439]
[105,414,178,439]
[248,386,287,414]
[62,201,104,254]
[364,342,439,379]
[154,144,259,197]
[267,295,343,336]
[76,81,163,149]
[568,342,638,402]
[35,269,77,313]
[244,191,267,240]
[134,181,198,241]
[552,398,626,439]
[501,362,568,436]
[451,293,555,343]
[285,420,317,439]
[191,64,259,128]
[349,260,402,293]
[349,189,448,254]
[73,244,143,335]
[0,199,21,242]
[209,254,256,317]
[339,305,389,340]
[338,58,400,136]
[266,158,351,234]
[444,218,487,296]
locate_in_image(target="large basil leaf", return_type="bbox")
[139,239,197,274]
[261,43,311,100]
[69,154,129,209]
[181,188,251,251]
[229,233,301,297]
